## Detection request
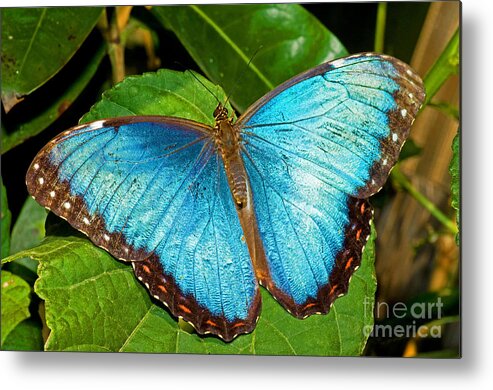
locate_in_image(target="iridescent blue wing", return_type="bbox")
[237,53,425,317]
[26,117,260,341]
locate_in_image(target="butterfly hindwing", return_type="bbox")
[26,117,260,341]
[238,53,424,316]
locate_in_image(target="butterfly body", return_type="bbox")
[213,105,249,208]
[26,53,425,341]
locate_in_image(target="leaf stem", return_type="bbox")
[428,100,459,120]
[374,3,387,53]
[423,28,459,106]
[391,166,458,235]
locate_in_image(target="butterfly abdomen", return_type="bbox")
[215,115,248,208]
[225,156,248,208]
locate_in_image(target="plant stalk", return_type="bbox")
[374,3,387,53]
[423,28,459,106]
[391,167,458,235]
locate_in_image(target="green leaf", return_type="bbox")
[1,319,43,351]
[423,28,459,106]
[1,270,31,346]
[152,4,347,112]
[1,40,106,154]
[10,197,47,255]
[82,69,232,126]
[449,133,459,244]
[1,7,103,111]
[1,179,11,259]
[4,226,375,354]
[7,197,47,283]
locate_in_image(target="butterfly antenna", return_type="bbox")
[186,70,222,107]
[223,45,264,109]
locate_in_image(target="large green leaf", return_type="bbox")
[1,270,31,346]
[2,69,376,354]
[152,4,347,112]
[1,179,11,259]
[3,225,375,354]
[81,69,232,125]
[1,40,106,154]
[1,7,103,111]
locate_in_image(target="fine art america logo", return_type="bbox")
[363,297,444,338]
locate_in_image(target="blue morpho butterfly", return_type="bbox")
[26,53,424,341]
